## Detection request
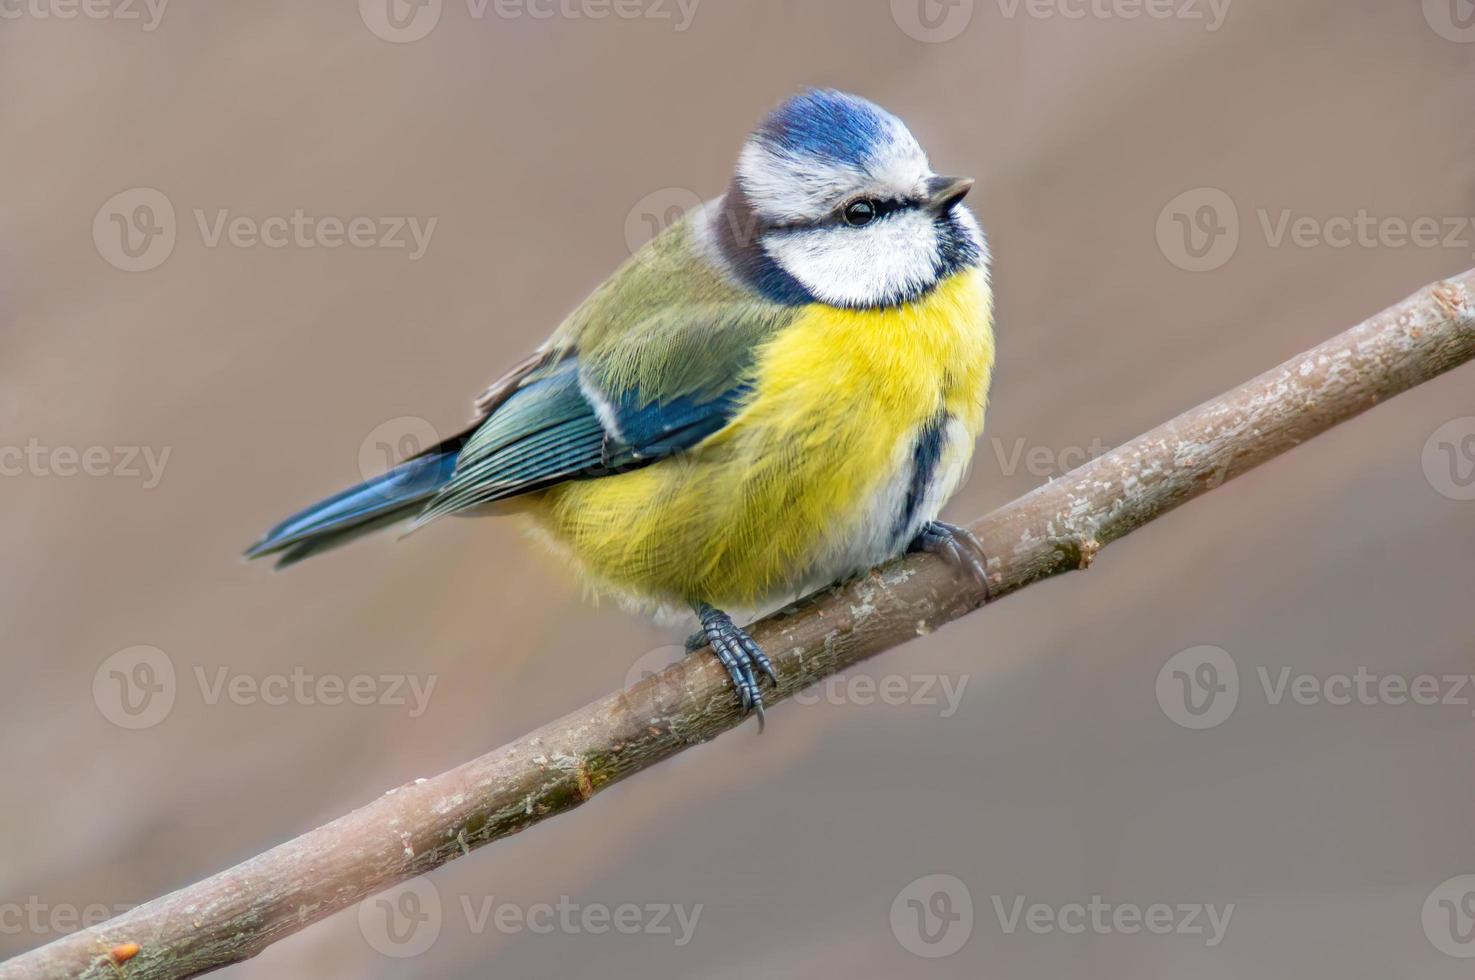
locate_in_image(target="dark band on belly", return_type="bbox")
[894,412,947,547]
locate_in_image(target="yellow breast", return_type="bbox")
[535,267,995,612]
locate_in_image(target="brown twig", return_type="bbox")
[6,270,1473,979]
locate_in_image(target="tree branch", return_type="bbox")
[9,270,1474,980]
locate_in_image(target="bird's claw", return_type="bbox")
[910,520,993,600]
[696,604,775,730]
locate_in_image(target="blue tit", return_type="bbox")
[248,89,995,726]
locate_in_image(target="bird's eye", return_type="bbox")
[843,199,877,226]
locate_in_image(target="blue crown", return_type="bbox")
[753,89,903,166]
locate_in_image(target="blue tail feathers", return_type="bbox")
[245,446,461,568]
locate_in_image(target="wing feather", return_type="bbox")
[413,216,801,527]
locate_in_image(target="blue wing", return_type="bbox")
[246,213,792,568]
[411,355,748,526]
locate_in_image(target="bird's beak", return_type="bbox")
[923,175,975,213]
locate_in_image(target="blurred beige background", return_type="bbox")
[3,0,1474,976]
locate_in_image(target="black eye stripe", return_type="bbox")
[846,197,909,218]
[839,197,916,227]
[760,197,918,233]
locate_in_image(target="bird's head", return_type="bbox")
[709,89,986,309]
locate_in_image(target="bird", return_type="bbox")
[246,89,995,727]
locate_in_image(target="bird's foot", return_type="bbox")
[692,603,776,731]
[910,520,992,600]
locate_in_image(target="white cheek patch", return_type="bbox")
[762,208,942,308]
